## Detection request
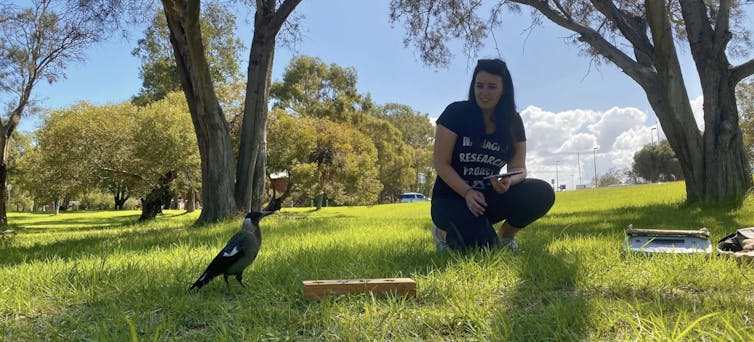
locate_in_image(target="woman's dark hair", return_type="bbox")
[467,58,517,122]
[467,58,517,157]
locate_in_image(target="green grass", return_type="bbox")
[2,182,754,340]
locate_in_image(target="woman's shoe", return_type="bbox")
[432,226,448,253]
[499,236,518,251]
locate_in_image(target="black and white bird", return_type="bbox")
[189,211,274,291]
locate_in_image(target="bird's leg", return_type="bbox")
[223,275,231,291]
[235,274,247,287]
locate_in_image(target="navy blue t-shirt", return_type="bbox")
[432,101,526,197]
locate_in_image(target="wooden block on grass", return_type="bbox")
[302,278,416,299]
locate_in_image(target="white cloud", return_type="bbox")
[520,105,600,156]
[589,107,648,152]
[430,99,704,189]
[520,105,657,188]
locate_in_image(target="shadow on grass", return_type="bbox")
[482,200,745,340]
[491,225,589,340]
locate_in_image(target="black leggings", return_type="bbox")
[431,178,555,251]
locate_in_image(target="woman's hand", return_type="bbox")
[490,176,512,194]
[464,189,487,217]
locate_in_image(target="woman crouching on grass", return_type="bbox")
[430,58,555,252]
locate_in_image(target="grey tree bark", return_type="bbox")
[161,0,237,224]
[235,0,301,212]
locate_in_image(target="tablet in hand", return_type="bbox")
[483,170,523,180]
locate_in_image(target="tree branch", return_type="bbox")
[678,0,714,58]
[589,0,655,62]
[731,58,754,85]
[551,0,573,22]
[511,0,656,87]
[269,0,302,36]
[97,165,148,183]
[713,0,732,57]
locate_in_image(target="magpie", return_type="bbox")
[189,211,274,291]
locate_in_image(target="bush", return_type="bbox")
[80,192,114,210]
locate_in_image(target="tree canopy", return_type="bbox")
[268,56,433,204]
[271,55,373,123]
[267,110,382,208]
[131,2,245,107]
[632,140,684,183]
[17,93,201,217]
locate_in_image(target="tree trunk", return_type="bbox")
[186,189,196,212]
[114,192,128,210]
[642,0,705,202]
[235,0,301,213]
[642,0,753,204]
[236,22,275,213]
[315,193,324,210]
[161,1,237,224]
[678,0,752,202]
[139,171,177,222]
[0,109,20,226]
[0,159,7,226]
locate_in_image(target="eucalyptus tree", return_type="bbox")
[359,115,416,203]
[271,56,414,202]
[21,102,141,211]
[131,2,245,108]
[375,103,434,150]
[267,109,383,208]
[301,118,382,208]
[632,140,684,182]
[16,105,114,214]
[390,0,754,204]
[0,0,111,224]
[18,95,200,219]
[133,92,201,220]
[6,131,32,211]
[271,55,373,124]
[375,103,435,196]
[157,0,303,224]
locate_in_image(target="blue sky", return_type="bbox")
[18,1,753,189]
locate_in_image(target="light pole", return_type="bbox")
[555,160,560,191]
[577,152,582,186]
[650,126,657,145]
[593,147,599,187]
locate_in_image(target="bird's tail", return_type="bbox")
[189,272,214,291]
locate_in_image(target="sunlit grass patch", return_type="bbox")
[2,182,754,340]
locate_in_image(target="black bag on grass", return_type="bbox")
[717,227,754,254]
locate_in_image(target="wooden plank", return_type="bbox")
[302,278,416,300]
[625,228,710,238]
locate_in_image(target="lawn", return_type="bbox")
[2,182,754,341]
